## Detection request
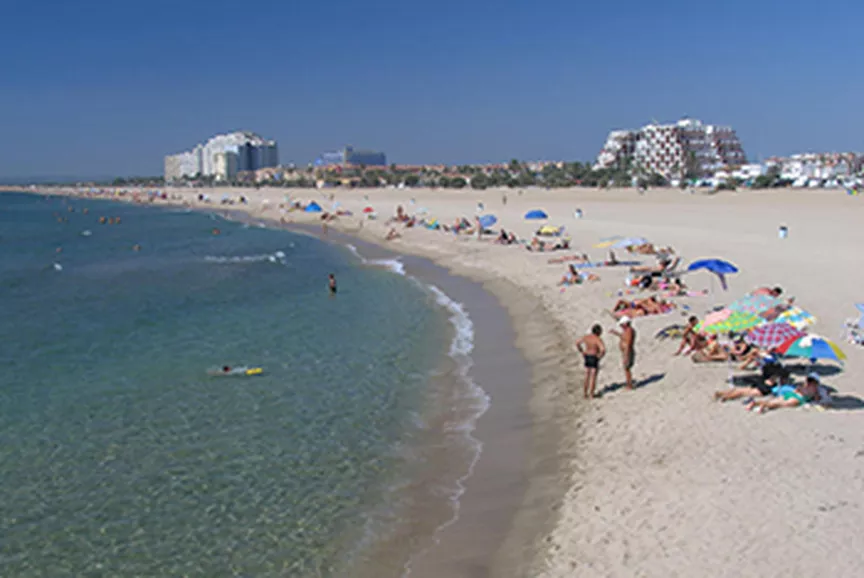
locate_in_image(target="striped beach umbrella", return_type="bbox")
[776,334,846,363]
[702,308,732,327]
[726,295,781,315]
[774,306,816,330]
[698,311,763,335]
[745,323,805,349]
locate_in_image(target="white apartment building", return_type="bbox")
[164,131,278,182]
[594,117,747,179]
[214,151,238,181]
[164,145,204,181]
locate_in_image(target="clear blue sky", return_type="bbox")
[1,0,861,178]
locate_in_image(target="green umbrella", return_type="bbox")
[698,311,762,335]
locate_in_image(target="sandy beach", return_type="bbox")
[19,185,864,577]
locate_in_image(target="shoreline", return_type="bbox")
[8,188,573,577]
[10,185,864,577]
[229,210,577,576]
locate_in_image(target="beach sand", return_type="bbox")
[27,185,864,577]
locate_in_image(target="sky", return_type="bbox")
[1,0,862,179]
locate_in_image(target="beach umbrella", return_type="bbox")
[593,236,623,248]
[362,206,375,213]
[726,294,781,315]
[702,308,732,327]
[478,214,498,229]
[687,258,739,291]
[304,201,322,213]
[776,334,846,364]
[774,306,816,330]
[688,259,739,275]
[537,225,561,236]
[524,209,548,220]
[612,236,649,248]
[698,311,762,335]
[745,323,805,349]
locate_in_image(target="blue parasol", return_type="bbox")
[478,214,497,229]
[524,209,548,220]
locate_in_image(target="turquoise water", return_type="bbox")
[0,193,454,576]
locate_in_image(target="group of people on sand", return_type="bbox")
[575,317,636,398]
[668,285,831,414]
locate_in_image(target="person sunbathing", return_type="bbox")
[692,336,730,362]
[627,243,656,254]
[612,296,671,318]
[526,237,546,252]
[674,316,705,356]
[727,335,755,362]
[548,253,589,264]
[559,264,599,285]
[714,374,784,402]
[606,250,619,265]
[630,256,679,276]
[745,374,822,413]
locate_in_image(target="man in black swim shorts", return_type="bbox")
[328,273,337,295]
[575,324,606,399]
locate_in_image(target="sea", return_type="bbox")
[0,192,488,577]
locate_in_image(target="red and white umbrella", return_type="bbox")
[362,206,375,213]
[745,323,805,349]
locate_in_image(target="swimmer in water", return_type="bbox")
[223,366,231,373]
[132,244,141,252]
[328,273,337,295]
[99,217,107,224]
[212,228,221,235]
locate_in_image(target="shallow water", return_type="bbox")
[0,193,460,576]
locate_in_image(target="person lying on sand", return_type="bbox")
[613,296,670,317]
[526,237,570,252]
[558,264,600,285]
[548,253,590,264]
[716,374,822,413]
[630,256,679,276]
[751,286,783,298]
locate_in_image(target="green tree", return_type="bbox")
[450,177,467,189]
[471,174,489,190]
[404,174,420,187]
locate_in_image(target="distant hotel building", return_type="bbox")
[594,118,746,179]
[164,131,279,182]
[315,146,387,168]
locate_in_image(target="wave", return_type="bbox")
[344,243,406,276]
[203,250,287,264]
[401,285,489,575]
[343,241,489,577]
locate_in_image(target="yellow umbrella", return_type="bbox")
[538,225,560,236]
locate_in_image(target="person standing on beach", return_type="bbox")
[575,325,605,399]
[611,317,636,389]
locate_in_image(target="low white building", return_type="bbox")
[731,163,766,181]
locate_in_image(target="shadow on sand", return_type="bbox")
[786,363,843,377]
[825,394,864,411]
[597,373,665,397]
